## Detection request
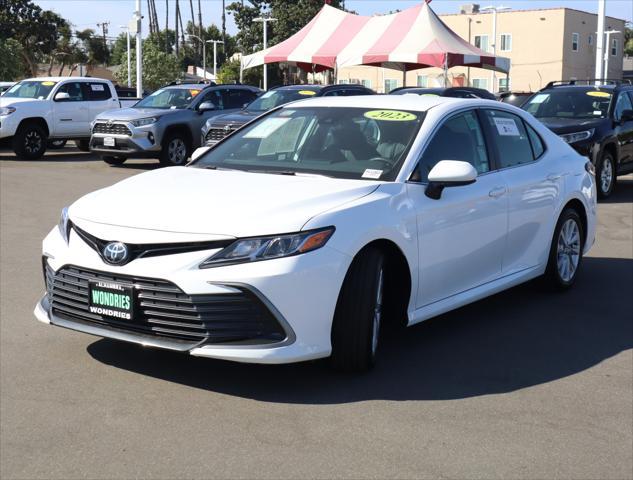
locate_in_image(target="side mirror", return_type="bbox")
[620,109,633,123]
[54,92,70,102]
[191,146,212,162]
[425,160,477,200]
[198,101,216,113]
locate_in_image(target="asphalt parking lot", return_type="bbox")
[1,147,632,480]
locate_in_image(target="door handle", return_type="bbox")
[489,186,507,198]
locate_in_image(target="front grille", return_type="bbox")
[93,123,132,136]
[205,127,234,144]
[45,264,287,347]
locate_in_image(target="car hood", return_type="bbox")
[536,117,607,135]
[95,107,178,121]
[208,110,260,127]
[70,167,378,238]
[0,97,47,108]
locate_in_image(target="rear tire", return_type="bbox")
[159,132,190,166]
[596,151,616,199]
[12,123,47,160]
[102,156,127,166]
[543,208,584,290]
[330,247,385,372]
[75,139,91,152]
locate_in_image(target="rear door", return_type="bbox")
[83,81,118,121]
[52,81,91,136]
[612,91,633,170]
[480,108,561,274]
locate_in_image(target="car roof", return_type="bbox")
[541,85,617,93]
[21,76,104,82]
[272,84,323,91]
[282,94,458,112]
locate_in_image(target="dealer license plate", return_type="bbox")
[103,136,115,147]
[88,281,134,321]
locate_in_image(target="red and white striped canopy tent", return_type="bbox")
[240,2,510,78]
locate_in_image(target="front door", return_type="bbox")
[613,91,633,170]
[52,82,91,136]
[408,109,508,308]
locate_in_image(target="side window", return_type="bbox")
[321,89,340,97]
[525,123,545,159]
[613,92,633,121]
[483,110,534,168]
[224,89,254,109]
[200,90,223,110]
[57,82,85,102]
[83,82,112,101]
[416,110,490,182]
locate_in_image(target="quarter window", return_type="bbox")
[614,92,633,121]
[526,123,545,159]
[416,110,490,182]
[483,110,535,168]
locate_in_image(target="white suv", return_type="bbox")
[0,77,137,159]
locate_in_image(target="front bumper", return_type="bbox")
[90,121,161,157]
[36,224,351,364]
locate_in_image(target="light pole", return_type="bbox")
[481,5,510,94]
[595,0,606,83]
[206,40,224,81]
[187,34,208,80]
[253,15,277,90]
[603,30,621,80]
[134,0,143,98]
[119,25,131,87]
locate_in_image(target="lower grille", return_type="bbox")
[44,264,287,347]
[205,127,234,144]
[93,123,132,136]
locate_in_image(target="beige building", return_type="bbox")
[337,5,626,93]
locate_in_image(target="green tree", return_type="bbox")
[110,32,137,66]
[217,57,260,85]
[625,25,633,56]
[76,28,110,66]
[0,39,28,80]
[115,39,183,91]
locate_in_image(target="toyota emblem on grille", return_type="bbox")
[106,119,114,127]
[223,124,232,132]
[103,242,128,264]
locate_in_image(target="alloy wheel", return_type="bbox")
[556,218,581,282]
[168,138,187,165]
[24,130,42,155]
[600,157,613,194]
[371,267,384,356]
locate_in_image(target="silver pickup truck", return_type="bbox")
[0,77,138,159]
[90,83,261,166]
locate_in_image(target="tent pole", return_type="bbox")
[402,64,406,88]
[443,59,448,87]
[239,60,243,84]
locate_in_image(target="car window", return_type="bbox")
[3,80,57,99]
[135,87,201,109]
[224,89,256,109]
[614,92,633,121]
[83,82,112,101]
[483,110,535,168]
[199,90,224,110]
[321,89,342,97]
[57,82,85,101]
[525,123,545,159]
[416,110,490,182]
[523,89,611,119]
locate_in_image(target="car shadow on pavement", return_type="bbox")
[87,256,632,404]
[0,148,101,162]
[602,177,633,204]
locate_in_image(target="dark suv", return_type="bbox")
[201,83,375,146]
[522,80,633,198]
[389,86,497,100]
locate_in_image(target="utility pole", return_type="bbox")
[165,0,169,54]
[197,0,203,45]
[135,0,143,98]
[207,39,224,80]
[175,0,180,56]
[253,16,277,90]
[96,21,110,66]
[222,0,226,63]
[595,0,605,83]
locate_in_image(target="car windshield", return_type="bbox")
[134,87,202,109]
[245,89,320,112]
[3,80,57,100]
[193,106,424,181]
[523,89,612,119]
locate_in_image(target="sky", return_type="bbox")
[35,0,632,41]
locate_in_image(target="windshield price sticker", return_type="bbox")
[586,91,611,98]
[244,117,291,139]
[530,94,549,104]
[364,110,417,121]
[41,81,56,86]
[362,169,383,179]
[493,117,520,136]
[90,84,105,91]
[190,89,201,97]
[298,90,317,96]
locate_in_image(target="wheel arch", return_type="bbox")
[17,117,49,137]
[162,124,193,147]
[562,198,588,248]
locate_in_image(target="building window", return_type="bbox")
[472,78,488,90]
[338,79,349,85]
[361,79,372,89]
[611,38,618,56]
[500,34,512,52]
[498,77,509,92]
[572,33,579,52]
[474,34,489,52]
[384,79,399,93]
[588,34,593,46]
[417,75,428,87]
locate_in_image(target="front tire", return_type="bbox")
[596,151,616,198]
[12,123,47,160]
[543,208,584,290]
[330,247,385,372]
[160,133,190,166]
[102,156,127,166]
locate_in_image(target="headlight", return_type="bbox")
[199,227,335,268]
[559,129,594,144]
[0,107,16,116]
[58,207,70,244]
[131,117,158,127]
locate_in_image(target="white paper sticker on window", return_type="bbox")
[362,169,383,179]
[90,84,105,91]
[493,117,520,136]
[244,117,290,139]
[530,94,549,104]
[260,90,275,98]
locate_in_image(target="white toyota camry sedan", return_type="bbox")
[35,95,596,371]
